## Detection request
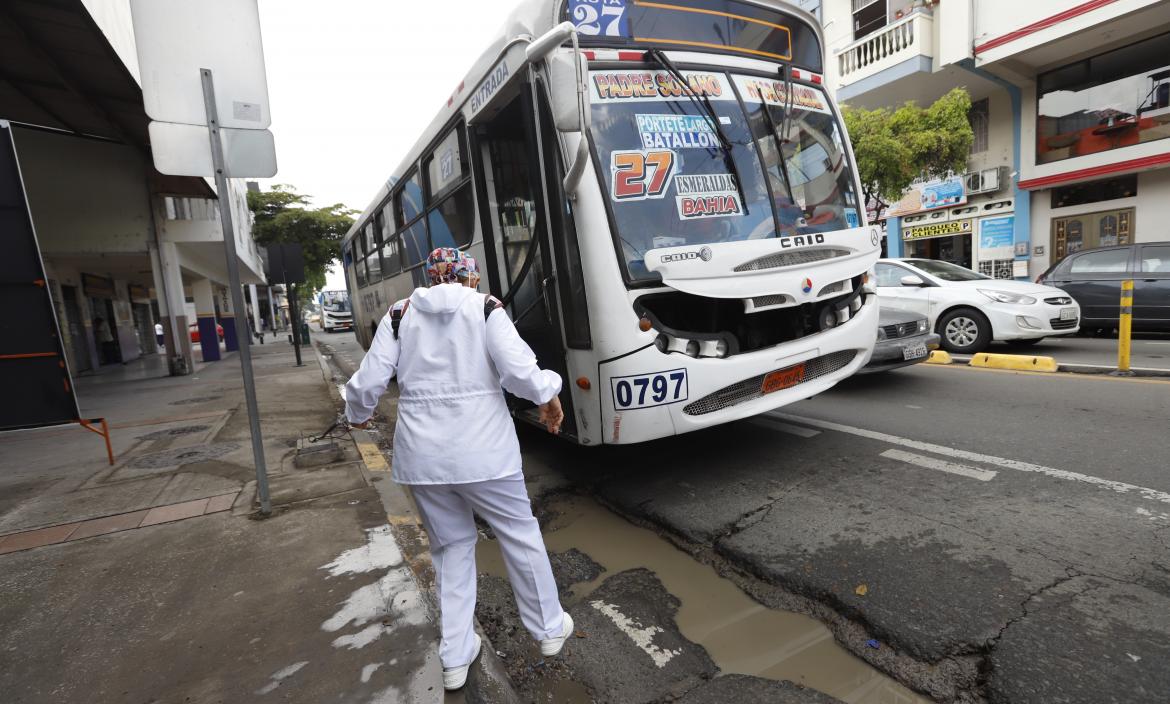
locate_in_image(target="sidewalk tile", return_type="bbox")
[67,510,151,541]
[204,493,238,514]
[0,523,80,554]
[140,498,210,527]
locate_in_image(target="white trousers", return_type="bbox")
[411,473,564,669]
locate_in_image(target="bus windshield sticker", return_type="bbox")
[674,173,742,220]
[731,75,831,114]
[591,70,733,103]
[610,149,677,202]
[844,208,860,228]
[636,114,720,150]
[569,0,629,38]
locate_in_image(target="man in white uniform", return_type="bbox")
[344,248,573,690]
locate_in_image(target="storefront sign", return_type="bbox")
[979,216,1015,260]
[82,273,115,298]
[129,284,150,302]
[889,176,968,217]
[903,219,972,241]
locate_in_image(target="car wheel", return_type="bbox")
[1014,337,1044,346]
[939,308,992,354]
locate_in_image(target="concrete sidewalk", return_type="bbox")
[0,339,479,703]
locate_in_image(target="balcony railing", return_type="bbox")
[837,12,934,87]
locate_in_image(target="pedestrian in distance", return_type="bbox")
[154,321,164,348]
[94,316,116,364]
[344,247,572,691]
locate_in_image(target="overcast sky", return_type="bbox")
[255,0,510,289]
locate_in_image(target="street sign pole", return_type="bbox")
[201,68,272,515]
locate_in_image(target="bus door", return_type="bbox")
[470,77,577,437]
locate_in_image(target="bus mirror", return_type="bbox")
[526,21,575,63]
[547,53,590,132]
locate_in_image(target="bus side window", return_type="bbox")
[365,222,382,283]
[381,202,402,274]
[425,123,476,250]
[538,83,591,349]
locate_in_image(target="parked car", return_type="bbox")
[189,322,225,344]
[860,308,941,374]
[1037,241,1170,333]
[875,259,1080,354]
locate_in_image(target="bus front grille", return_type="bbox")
[733,248,850,272]
[682,350,857,416]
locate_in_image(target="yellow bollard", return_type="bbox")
[1117,280,1133,375]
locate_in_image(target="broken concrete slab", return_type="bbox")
[267,463,366,506]
[564,568,718,703]
[988,575,1170,704]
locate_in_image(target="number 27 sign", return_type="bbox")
[569,0,629,37]
[610,149,676,201]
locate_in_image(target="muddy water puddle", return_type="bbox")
[477,494,929,704]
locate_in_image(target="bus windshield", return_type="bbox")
[321,290,351,312]
[590,70,861,282]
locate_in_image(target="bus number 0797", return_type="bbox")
[611,369,688,410]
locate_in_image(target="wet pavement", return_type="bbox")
[323,331,1170,703]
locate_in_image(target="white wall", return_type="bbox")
[967,89,1015,175]
[974,0,1163,63]
[1134,169,1170,242]
[15,128,152,255]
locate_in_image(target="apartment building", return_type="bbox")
[818,0,1170,279]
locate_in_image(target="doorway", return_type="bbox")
[60,285,91,372]
[471,79,577,437]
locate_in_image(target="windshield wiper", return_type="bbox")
[645,49,748,215]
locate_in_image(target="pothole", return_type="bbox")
[476,494,930,704]
[137,425,211,441]
[170,396,221,405]
[128,443,240,469]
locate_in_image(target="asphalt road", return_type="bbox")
[320,331,1170,703]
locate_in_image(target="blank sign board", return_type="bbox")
[149,122,277,178]
[130,0,272,129]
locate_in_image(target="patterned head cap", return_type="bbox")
[426,247,476,285]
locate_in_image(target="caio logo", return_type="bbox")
[662,246,714,263]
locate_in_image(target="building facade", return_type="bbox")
[820,0,1170,279]
[2,0,271,380]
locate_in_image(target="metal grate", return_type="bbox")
[733,248,850,272]
[683,350,857,416]
[881,322,918,339]
[1045,296,1073,305]
[750,294,790,308]
[1050,317,1078,330]
[817,280,848,296]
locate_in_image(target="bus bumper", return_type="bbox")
[598,293,878,445]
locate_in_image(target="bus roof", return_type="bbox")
[341,0,822,247]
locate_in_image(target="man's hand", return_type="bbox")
[538,396,563,435]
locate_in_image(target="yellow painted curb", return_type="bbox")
[926,350,953,365]
[969,353,1058,373]
[356,440,390,472]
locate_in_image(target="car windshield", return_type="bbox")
[905,259,990,282]
[589,70,859,282]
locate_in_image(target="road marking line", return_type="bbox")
[752,416,821,438]
[590,599,681,668]
[881,449,997,482]
[772,412,1170,506]
[356,441,390,472]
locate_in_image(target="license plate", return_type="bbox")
[762,364,806,395]
[1060,307,1077,321]
[903,343,928,361]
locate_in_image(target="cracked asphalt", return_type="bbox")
[324,332,1170,702]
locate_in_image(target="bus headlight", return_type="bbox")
[685,340,700,358]
[817,305,838,331]
[654,334,670,353]
[715,339,728,358]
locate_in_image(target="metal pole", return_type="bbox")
[288,279,303,367]
[1115,279,1134,376]
[201,68,272,514]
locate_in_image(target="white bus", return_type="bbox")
[318,289,353,333]
[341,0,880,446]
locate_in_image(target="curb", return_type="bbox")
[968,353,1058,372]
[313,341,521,703]
[925,350,952,365]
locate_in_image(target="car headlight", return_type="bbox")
[978,289,1037,305]
[916,318,928,333]
[876,326,886,341]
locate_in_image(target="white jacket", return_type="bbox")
[344,284,562,485]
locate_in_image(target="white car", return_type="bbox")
[874,259,1080,354]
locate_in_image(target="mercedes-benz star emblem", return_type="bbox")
[699,246,712,262]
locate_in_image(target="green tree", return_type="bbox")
[842,88,974,220]
[247,185,356,300]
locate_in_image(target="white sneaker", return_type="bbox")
[539,612,574,657]
[442,633,481,691]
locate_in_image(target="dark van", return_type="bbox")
[1038,242,1170,333]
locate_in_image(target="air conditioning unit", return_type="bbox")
[964,167,1006,195]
